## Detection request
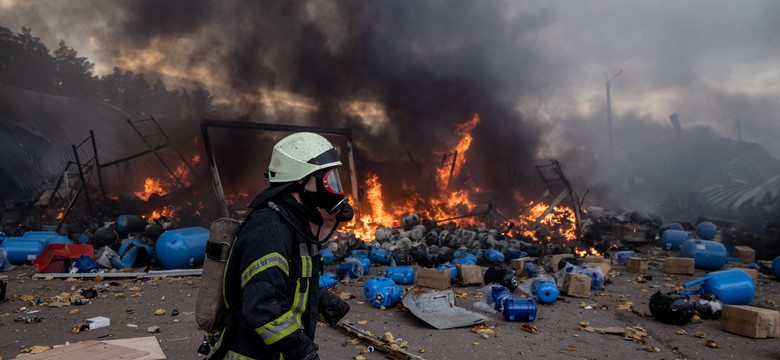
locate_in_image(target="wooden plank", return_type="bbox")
[14,341,148,360]
[104,337,166,360]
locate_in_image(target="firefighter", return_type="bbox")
[211,132,353,360]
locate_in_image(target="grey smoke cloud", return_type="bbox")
[2,0,779,214]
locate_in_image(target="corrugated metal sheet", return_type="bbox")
[0,83,149,202]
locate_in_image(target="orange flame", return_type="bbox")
[135,178,166,201]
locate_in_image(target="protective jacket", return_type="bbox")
[214,188,321,360]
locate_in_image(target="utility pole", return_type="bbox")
[605,70,623,166]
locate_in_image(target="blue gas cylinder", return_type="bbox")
[337,258,364,280]
[436,263,458,279]
[581,267,605,290]
[483,248,505,265]
[503,298,536,321]
[364,277,396,299]
[392,252,411,265]
[773,256,780,278]
[347,256,371,273]
[615,251,636,266]
[0,237,45,264]
[658,223,684,238]
[153,227,209,269]
[350,249,369,258]
[371,284,403,308]
[453,253,477,265]
[111,240,153,269]
[75,255,99,273]
[682,269,755,305]
[116,215,147,236]
[531,279,558,304]
[662,230,689,250]
[385,266,415,284]
[695,222,717,240]
[319,249,335,265]
[524,262,538,277]
[319,273,338,289]
[47,235,73,245]
[491,285,514,311]
[77,233,90,245]
[21,231,59,246]
[369,247,392,264]
[680,239,739,270]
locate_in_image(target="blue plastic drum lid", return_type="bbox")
[385,266,415,284]
[695,221,717,240]
[154,227,209,269]
[1,238,45,264]
[662,230,689,250]
[773,256,780,279]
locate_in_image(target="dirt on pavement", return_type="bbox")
[1,258,778,360]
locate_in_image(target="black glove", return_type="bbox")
[277,330,319,360]
[318,288,350,324]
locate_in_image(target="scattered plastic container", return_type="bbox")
[154,227,209,269]
[524,262,538,277]
[436,263,458,279]
[662,229,689,250]
[695,221,717,240]
[346,256,371,273]
[530,278,558,304]
[680,239,739,270]
[364,277,396,299]
[0,237,45,264]
[483,248,505,265]
[385,266,415,284]
[111,240,153,269]
[319,273,338,289]
[453,253,477,266]
[371,284,403,308]
[336,258,364,280]
[369,247,392,264]
[658,223,684,238]
[74,255,99,273]
[503,298,536,321]
[681,269,755,305]
[319,248,334,265]
[615,250,636,266]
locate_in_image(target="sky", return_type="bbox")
[1,0,779,212]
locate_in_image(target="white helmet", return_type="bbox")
[268,132,342,183]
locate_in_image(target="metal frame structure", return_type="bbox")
[531,160,584,238]
[200,120,359,219]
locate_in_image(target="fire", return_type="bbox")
[135,178,166,201]
[339,112,595,254]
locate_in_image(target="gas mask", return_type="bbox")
[301,168,354,222]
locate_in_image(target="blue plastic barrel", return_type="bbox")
[436,263,458,279]
[364,277,396,299]
[47,235,73,245]
[386,266,415,284]
[491,285,514,311]
[154,227,209,269]
[682,269,755,305]
[369,247,392,264]
[503,298,537,321]
[371,284,403,308]
[773,256,780,278]
[658,223,684,238]
[319,273,338,289]
[453,253,477,265]
[75,255,99,273]
[112,240,153,269]
[0,238,45,264]
[21,231,59,245]
[116,215,147,236]
[319,249,334,265]
[336,259,364,280]
[483,248,505,265]
[524,262,538,277]
[695,222,717,240]
[662,230,689,250]
[615,251,636,266]
[531,279,558,303]
[680,239,739,270]
[347,256,371,273]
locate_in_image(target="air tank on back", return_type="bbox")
[154,227,209,269]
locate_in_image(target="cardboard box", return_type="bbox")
[584,256,612,280]
[625,257,648,274]
[720,305,779,338]
[562,273,591,298]
[456,264,483,285]
[545,254,576,272]
[417,267,451,290]
[510,258,527,276]
[731,246,756,263]
[738,268,758,286]
[664,257,695,275]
